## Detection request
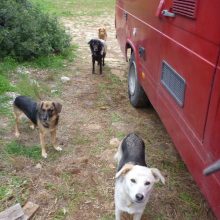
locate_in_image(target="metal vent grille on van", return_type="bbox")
[161,61,186,107]
[172,0,197,19]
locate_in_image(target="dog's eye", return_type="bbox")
[130,179,136,183]
[145,181,150,186]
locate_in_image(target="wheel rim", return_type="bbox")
[129,61,137,96]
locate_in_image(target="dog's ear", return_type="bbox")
[53,102,62,113]
[150,168,165,184]
[115,163,134,179]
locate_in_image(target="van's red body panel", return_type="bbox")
[115,0,220,218]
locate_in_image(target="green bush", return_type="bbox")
[0,0,71,61]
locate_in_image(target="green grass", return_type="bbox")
[0,58,17,95]
[111,112,122,123]
[71,134,91,146]
[4,141,41,160]
[53,208,67,220]
[0,174,29,212]
[16,74,42,99]
[0,57,18,77]
[0,75,14,95]
[115,131,125,139]
[0,50,74,112]
[100,214,115,220]
[24,46,77,69]
[179,192,199,212]
[0,95,13,116]
[0,186,10,200]
[30,0,115,17]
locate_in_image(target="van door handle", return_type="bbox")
[161,9,175,17]
[123,12,128,21]
[139,47,145,59]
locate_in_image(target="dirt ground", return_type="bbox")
[0,12,217,220]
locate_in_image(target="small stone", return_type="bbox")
[100,106,107,110]
[110,138,120,146]
[61,76,71,83]
[51,89,58,94]
[70,168,81,175]
[35,163,42,169]
[86,124,101,130]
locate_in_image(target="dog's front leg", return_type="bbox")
[133,212,143,220]
[115,207,122,220]
[39,130,47,158]
[99,59,102,74]
[103,53,105,66]
[92,57,95,74]
[50,129,62,152]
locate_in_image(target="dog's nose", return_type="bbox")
[136,193,144,201]
[43,115,48,121]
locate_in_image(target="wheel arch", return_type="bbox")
[125,39,137,63]
[125,39,143,85]
[127,41,149,108]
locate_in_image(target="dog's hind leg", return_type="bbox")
[14,116,20,138]
[13,106,21,138]
[114,140,123,164]
[99,59,102,74]
[50,129,62,152]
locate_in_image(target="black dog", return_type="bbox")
[88,39,106,74]
[116,133,147,172]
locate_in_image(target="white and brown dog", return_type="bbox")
[114,133,165,220]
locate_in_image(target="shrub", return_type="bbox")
[0,0,71,61]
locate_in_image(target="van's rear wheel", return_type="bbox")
[128,53,149,107]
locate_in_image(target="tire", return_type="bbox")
[128,53,149,108]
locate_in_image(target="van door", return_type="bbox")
[205,55,220,165]
[123,0,164,104]
[157,0,220,144]
[115,0,129,55]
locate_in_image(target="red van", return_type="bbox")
[115,0,220,218]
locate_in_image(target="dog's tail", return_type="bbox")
[111,138,123,164]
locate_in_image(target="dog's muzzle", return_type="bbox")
[41,112,49,122]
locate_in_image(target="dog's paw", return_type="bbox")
[15,132,20,138]
[42,152,48,159]
[30,124,35,130]
[54,146,62,151]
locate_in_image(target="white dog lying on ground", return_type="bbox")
[114,133,165,220]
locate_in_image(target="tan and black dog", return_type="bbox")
[13,96,62,158]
